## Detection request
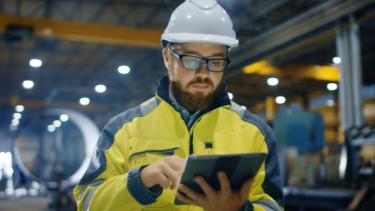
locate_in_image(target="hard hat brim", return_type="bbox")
[162,33,239,48]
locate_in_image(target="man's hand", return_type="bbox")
[140,155,185,189]
[176,172,253,211]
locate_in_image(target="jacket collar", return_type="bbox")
[156,76,231,113]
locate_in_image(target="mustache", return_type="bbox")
[187,77,214,87]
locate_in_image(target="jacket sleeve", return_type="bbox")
[243,113,284,211]
[73,120,161,211]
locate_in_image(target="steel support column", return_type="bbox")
[336,19,363,129]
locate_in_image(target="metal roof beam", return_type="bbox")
[0,14,162,48]
[242,60,340,82]
[230,0,374,70]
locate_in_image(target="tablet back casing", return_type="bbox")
[180,153,267,193]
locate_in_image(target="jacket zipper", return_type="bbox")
[188,118,202,155]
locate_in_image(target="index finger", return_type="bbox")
[165,155,186,171]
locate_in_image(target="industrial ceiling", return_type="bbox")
[0,0,374,128]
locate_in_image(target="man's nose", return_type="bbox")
[195,63,210,77]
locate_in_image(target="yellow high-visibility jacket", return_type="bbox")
[74,77,283,211]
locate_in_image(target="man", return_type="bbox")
[74,0,283,210]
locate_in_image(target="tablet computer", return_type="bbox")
[174,153,267,205]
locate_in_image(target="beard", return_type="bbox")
[171,77,220,112]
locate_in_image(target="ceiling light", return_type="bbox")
[9,125,17,131]
[275,96,286,104]
[327,83,338,91]
[13,113,22,119]
[267,77,279,86]
[47,125,55,132]
[59,114,69,122]
[15,105,24,112]
[327,99,335,107]
[11,119,19,126]
[53,120,61,127]
[79,97,90,106]
[29,58,43,68]
[228,92,233,100]
[118,65,130,74]
[332,57,341,64]
[95,84,107,93]
[22,80,34,89]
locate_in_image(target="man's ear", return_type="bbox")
[162,48,170,70]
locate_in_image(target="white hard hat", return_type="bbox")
[161,0,238,48]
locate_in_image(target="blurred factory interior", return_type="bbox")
[0,0,375,210]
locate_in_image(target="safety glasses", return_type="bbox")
[168,48,229,72]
